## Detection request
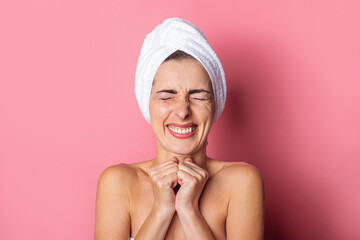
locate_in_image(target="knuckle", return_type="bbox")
[202,170,209,179]
[162,178,172,188]
[156,180,165,188]
[188,176,197,184]
[148,168,157,176]
[170,165,178,171]
[152,174,161,182]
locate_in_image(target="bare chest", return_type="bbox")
[129,179,228,240]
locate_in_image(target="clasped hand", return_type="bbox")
[148,157,209,214]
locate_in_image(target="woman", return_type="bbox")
[95,18,264,240]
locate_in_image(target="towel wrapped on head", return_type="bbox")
[135,17,226,123]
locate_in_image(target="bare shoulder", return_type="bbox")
[214,161,264,239]
[209,160,264,193]
[97,161,151,191]
[98,162,149,188]
[210,160,262,177]
[223,162,262,181]
[98,163,135,187]
[95,163,146,239]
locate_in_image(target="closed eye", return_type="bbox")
[156,89,177,100]
[192,97,207,100]
[189,91,211,101]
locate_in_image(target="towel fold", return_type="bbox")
[135,18,226,123]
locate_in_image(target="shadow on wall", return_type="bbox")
[208,35,335,240]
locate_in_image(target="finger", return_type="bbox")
[167,172,178,188]
[154,158,178,168]
[152,165,179,181]
[181,157,203,170]
[183,158,203,167]
[177,169,197,186]
[157,162,178,172]
[178,163,200,177]
[184,156,193,162]
[160,172,178,188]
[149,161,178,176]
[149,161,173,174]
[182,160,202,171]
[182,161,208,176]
[179,163,208,180]
[171,157,179,163]
[155,159,178,169]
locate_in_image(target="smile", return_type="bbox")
[166,123,198,138]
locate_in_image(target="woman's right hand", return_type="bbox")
[148,158,179,216]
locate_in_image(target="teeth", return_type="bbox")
[168,126,195,135]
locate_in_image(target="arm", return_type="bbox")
[176,207,215,240]
[95,162,178,240]
[176,158,215,240]
[134,208,174,240]
[225,163,264,240]
[134,160,178,240]
[95,165,131,240]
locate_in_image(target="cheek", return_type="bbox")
[193,101,214,119]
[149,102,173,122]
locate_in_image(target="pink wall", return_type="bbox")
[1,0,359,239]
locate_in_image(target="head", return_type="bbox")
[135,18,227,156]
[149,51,215,155]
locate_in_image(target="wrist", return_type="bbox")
[152,204,175,220]
[176,206,203,226]
[175,204,199,217]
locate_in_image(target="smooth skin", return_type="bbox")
[95,59,264,240]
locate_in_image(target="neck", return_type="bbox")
[153,145,208,170]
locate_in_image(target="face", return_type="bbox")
[149,59,215,156]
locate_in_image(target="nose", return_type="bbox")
[174,96,191,119]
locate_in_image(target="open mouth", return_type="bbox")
[166,123,198,138]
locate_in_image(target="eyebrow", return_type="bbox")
[188,89,211,94]
[156,89,211,94]
[156,89,178,94]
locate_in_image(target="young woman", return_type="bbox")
[95,18,264,240]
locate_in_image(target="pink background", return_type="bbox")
[1,0,359,239]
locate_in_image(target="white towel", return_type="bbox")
[135,17,226,123]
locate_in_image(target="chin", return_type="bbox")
[170,148,194,156]
[166,142,204,156]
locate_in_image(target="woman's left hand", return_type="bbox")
[175,157,209,212]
